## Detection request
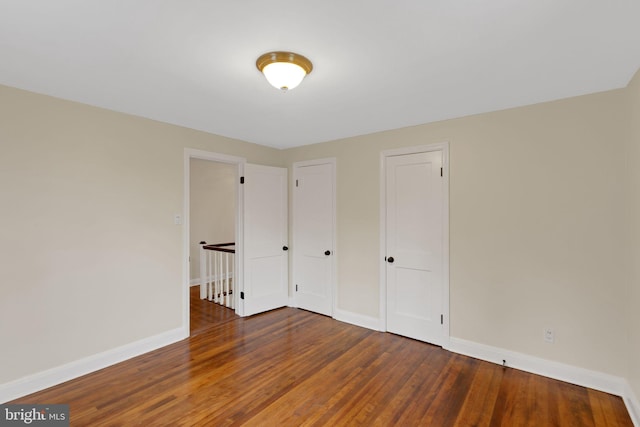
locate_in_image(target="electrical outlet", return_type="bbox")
[544,328,555,343]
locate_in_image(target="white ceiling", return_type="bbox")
[1,1,639,149]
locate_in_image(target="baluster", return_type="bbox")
[224,252,229,307]
[213,251,217,303]
[207,247,213,301]
[199,241,207,300]
[217,251,223,304]
[219,251,224,304]
[231,251,235,309]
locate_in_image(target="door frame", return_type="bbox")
[292,157,337,316]
[379,142,450,345]
[183,148,246,334]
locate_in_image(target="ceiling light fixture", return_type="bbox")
[256,51,313,91]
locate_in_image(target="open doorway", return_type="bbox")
[184,149,244,336]
[190,158,237,335]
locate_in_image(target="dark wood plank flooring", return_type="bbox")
[11,287,632,426]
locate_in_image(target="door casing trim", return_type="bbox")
[183,149,246,331]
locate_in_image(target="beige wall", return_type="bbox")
[189,159,236,281]
[626,68,640,402]
[283,89,630,376]
[0,85,282,384]
[2,73,638,396]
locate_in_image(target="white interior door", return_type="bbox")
[385,150,445,345]
[293,160,335,316]
[242,163,288,316]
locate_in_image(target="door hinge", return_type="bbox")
[296,179,299,187]
[295,284,298,292]
[240,292,245,300]
[440,167,443,177]
[441,314,444,325]
[240,176,245,184]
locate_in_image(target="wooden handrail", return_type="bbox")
[201,242,235,253]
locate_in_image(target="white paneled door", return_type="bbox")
[385,150,446,345]
[242,163,288,316]
[293,160,335,316]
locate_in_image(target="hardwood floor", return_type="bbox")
[11,287,632,426]
[190,286,237,336]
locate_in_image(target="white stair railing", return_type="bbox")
[199,241,235,309]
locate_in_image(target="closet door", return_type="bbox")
[293,159,335,316]
[385,150,445,345]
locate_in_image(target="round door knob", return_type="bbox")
[324,250,331,256]
[282,246,289,251]
[387,256,394,263]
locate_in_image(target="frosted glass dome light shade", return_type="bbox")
[256,52,313,91]
[262,62,306,91]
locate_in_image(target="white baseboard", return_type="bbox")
[333,308,381,331]
[446,337,636,413]
[190,273,234,287]
[0,327,187,404]
[624,382,640,427]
